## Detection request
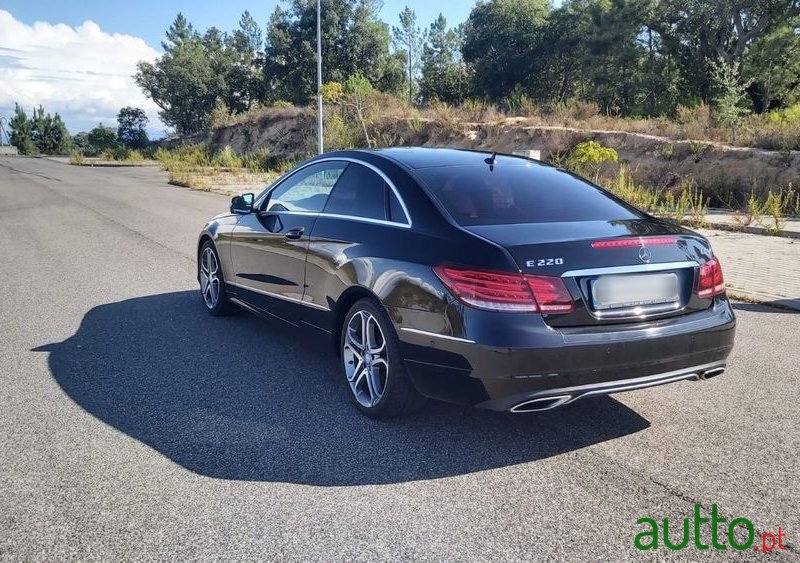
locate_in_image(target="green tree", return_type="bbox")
[117,107,149,149]
[227,11,265,111]
[578,0,651,115]
[392,6,423,104]
[162,12,195,52]
[653,0,800,109]
[236,10,262,53]
[263,0,402,105]
[9,104,70,155]
[710,59,752,139]
[88,124,120,151]
[744,19,800,112]
[138,13,253,133]
[136,31,222,134]
[31,108,71,154]
[462,0,551,100]
[71,131,90,151]
[9,104,36,155]
[343,74,374,147]
[419,15,470,104]
[566,140,618,182]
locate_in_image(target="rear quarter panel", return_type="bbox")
[303,215,514,336]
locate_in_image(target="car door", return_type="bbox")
[302,161,413,332]
[228,161,348,322]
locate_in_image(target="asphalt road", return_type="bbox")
[1,156,798,561]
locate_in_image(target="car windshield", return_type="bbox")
[414,163,643,226]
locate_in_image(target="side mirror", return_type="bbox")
[230,192,255,214]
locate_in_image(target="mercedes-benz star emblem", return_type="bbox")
[638,245,652,263]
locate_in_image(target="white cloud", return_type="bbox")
[0,10,165,135]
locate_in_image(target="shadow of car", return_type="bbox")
[34,291,650,485]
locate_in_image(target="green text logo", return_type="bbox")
[635,504,787,552]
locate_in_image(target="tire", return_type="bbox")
[198,241,234,316]
[340,297,425,418]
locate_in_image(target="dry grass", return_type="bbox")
[168,166,278,195]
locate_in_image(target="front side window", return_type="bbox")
[265,162,347,213]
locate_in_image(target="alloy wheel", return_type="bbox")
[199,247,220,309]
[343,310,389,408]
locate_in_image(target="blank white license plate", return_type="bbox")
[591,273,679,310]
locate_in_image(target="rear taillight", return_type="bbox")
[697,257,725,298]
[433,266,574,313]
[591,236,677,248]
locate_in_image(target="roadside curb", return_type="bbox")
[726,289,800,312]
[71,162,160,168]
[681,219,800,240]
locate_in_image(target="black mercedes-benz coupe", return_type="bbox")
[197,148,735,418]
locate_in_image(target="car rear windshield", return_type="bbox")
[414,163,643,225]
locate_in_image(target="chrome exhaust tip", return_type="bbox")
[700,367,725,380]
[510,395,572,413]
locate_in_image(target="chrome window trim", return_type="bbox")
[227,281,330,311]
[561,260,698,278]
[256,157,412,228]
[270,210,411,229]
[399,327,476,344]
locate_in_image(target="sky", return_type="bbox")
[0,1,477,136]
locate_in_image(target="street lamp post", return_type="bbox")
[316,0,324,155]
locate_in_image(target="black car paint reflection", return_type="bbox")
[197,148,735,413]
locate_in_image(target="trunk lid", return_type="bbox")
[465,219,713,326]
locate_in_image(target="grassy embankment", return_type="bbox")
[146,98,800,232]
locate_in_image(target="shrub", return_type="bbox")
[607,165,659,213]
[125,149,144,163]
[212,146,241,168]
[766,103,800,127]
[111,146,131,161]
[501,88,537,117]
[240,147,270,173]
[785,183,800,216]
[566,140,618,182]
[763,189,788,234]
[210,101,233,129]
[458,99,504,122]
[323,113,360,150]
[680,180,708,226]
[676,103,710,126]
[320,82,345,104]
[68,150,84,165]
[570,101,600,121]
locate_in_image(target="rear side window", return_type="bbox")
[388,189,406,223]
[414,164,642,225]
[324,163,386,221]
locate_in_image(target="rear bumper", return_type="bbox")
[483,361,726,412]
[396,297,736,411]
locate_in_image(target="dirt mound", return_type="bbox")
[164,111,800,203]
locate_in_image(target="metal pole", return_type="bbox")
[316,0,324,155]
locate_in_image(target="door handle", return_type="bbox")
[285,227,304,240]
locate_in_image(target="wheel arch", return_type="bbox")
[331,285,385,356]
[197,234,214,279]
